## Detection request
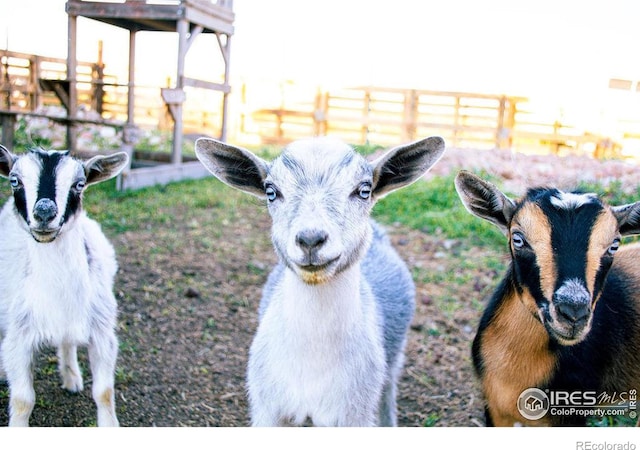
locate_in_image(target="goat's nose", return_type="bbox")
[33,198,58,224]
[296,229,328,251]
[556,302,590,325]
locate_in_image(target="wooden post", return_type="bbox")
[453,95,460,148]
[496,96,506,149]
[362,89,370,144]
[1,114,15,149]
[1,53,9,109]
[93,40,105,115]
[127,33,136,127]
[172,18,188,165]
[29,56,39,110]
[217,32,231,142]
[116,29,137,190]
[403,89,417,142]
[66,12,78,153]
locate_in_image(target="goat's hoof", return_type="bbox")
[97,413,119,427]
[62,376,84,393]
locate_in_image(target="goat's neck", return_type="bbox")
[482,280,556,385]
[281,263,365,325]
[24,220,86,263]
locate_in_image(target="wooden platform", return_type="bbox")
[65,0,234,190]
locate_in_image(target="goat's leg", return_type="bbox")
[2,334,35,427]
[249,400,285,426]
[0,335,6,380]
[88,329,119,427]
[58,342,83,392]
[378,350,404,426]
[378,378,398,426]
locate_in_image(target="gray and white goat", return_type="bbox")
[0,145,128,426]
[196,136,445,426]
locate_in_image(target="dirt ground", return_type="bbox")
[2,146,640,427]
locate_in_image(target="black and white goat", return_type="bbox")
[0,145,128,426]
[196,136,445,426]
[455,170,640,426]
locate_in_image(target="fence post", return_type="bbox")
[403,89,417,142]
[362,89,370,144]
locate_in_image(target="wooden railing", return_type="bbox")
[0,48,623,158]
[0,49,223,143]
[251,86,621,157]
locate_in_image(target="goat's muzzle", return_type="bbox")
[545,281,593,345]
[30,198,61,243]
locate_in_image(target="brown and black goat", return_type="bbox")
[455,170,640,426]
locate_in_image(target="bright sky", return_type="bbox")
[2,0,640,126]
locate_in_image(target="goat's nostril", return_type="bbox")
[296,229,328,251]
[556,302,590,324]
[33,198,58,224]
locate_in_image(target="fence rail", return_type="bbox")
[251,86,621,157]
[0,49,625,158]
[0,49,222,141]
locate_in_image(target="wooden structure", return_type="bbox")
[252,86,619,157]
[0,47,125,151]
[65,0,234,189]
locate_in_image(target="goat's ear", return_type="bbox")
[370,136,445,199]
[84,152,129,186]
[0,144,16,177]
[612,201,640,236]
[195,137,269,198]
[454,170,516,235]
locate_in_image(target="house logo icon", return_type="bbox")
[517,388,550,420]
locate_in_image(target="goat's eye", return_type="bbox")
[511,232,526,249]
[265,185,277,202]
[608,238,620,256]
[9,174,21,189]
[74,180,86,192]
[357,183,372,200]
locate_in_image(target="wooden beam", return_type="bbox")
[66,12,78,152]
[118,160,211,190]
[172,18,188,165]
[186,25,204,54]
[183,77,230,93]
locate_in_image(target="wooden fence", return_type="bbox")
[251,86,621,157]
[0,49,624,158]
[0,49,222,141]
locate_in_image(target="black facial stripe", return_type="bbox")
[35,150,66,204]
[539,192,604,288]
[513,249,547,308]
[13,187,29,223]
[592,255,614,301]
[63,189,83,224]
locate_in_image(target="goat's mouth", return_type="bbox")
[296,257,340,284]
[543,316,591,346]
[30,228,61,243]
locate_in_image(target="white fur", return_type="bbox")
[550,192,597,210]
[195,136,446,427]
[0,149,127,427]
[248,265,386,426]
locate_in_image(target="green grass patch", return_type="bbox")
[83,176,254,235]
[373,173,505,248]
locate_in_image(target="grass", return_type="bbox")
[373,173,506,248]
[83,176,251,235]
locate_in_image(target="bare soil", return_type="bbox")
[2,147,640,427]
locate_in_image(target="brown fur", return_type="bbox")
[479,287,557,426]
[511,203,556,301]
[586,210,620,296]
